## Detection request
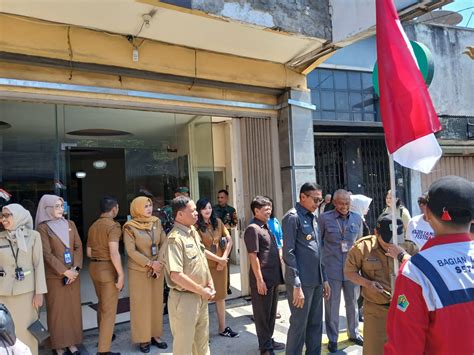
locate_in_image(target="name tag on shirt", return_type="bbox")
[341,241,349,253]
[64,248,72,264]
[151,244,157,256]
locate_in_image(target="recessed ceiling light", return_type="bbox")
[67,129,131,137]
[0,121,12,130]
[93,160,107,169]
[75,171,87,179]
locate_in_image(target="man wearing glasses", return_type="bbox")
[319,189,364,353]
[282,182,331,355]
[406,194,434,249]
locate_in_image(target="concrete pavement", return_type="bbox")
[40,293,363,355]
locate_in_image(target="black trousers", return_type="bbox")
[250,285,279,351]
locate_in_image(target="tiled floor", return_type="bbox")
[40,259,245,331]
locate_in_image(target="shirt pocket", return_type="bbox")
[185,246,198,263]
[363,259,383,279]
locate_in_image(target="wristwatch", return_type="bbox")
[397,251,407,263]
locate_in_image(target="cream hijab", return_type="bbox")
[35,194,70,248]
[2,203,33,252]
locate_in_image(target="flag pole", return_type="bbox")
[389,153,400,282]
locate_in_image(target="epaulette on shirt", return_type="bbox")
[355,235,375,244]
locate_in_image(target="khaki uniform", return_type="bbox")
[344,235,418,355]
[164,223,212,355]
[37,220,83,349]
[123,220,166,344]
[196,219,229,300]
[0,229,47,355]
[87,217,122,352]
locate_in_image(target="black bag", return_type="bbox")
[27,313,49,345]
[0,304,16,347]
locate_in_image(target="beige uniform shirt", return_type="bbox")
[164,223,211,291]
[124,220,166,272]
[0,229,47,296]
[345,235,418,304]
[87,217,122,260]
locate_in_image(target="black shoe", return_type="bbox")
[219,326,239,338]
[328,341,338,353]
[271,339,285,350]
[139,343,150,353]
[151,338,168,349]
[349,335,364,346]
[97,352,120,355]
[227,288,232,295]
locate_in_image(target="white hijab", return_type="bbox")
[350,195,373,221]
[2,204,33,252]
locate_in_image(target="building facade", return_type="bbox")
[0,0,450,328]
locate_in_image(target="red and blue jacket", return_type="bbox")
[385,233,474,354]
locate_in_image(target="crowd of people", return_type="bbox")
[0,177,473,355]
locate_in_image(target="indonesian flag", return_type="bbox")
[376,0,442,173]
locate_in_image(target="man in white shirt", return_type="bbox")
[406,194,434,248]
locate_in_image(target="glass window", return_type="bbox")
[336,112,351,121]
[363,94,374,112]
[353,113,363,121]
[319,69,334,89]
[311,90,320,108]
[349,72,362,90]
[321,91,335,110]
[310,69,378,123]
[350,92,363,111]
[334,71,348,90]
[312,110,322,120]
[0,101,57,217]
[321,111,336,120]
[307,71,319,89]
[362,72,374,92]
[335,92,349,110]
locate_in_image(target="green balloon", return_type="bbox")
[372,40,434,96]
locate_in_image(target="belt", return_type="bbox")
[90,259,111,262]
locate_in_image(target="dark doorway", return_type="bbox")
[314,136,390,229]
[67,148,127,240]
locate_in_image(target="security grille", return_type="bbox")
[361,138,390,228]
[315,136,389,229]
[314,137,347,197]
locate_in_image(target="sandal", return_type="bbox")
[219,326,239,338]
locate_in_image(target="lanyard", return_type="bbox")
[336,217,348,240]
[7,240,19,268]
[146,227,156,246]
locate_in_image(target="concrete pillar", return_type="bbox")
[278,89,317,213]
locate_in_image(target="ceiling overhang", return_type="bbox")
[0,0,328,70]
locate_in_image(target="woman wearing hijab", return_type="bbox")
[35,195,83,355]
[0,204,47,355]
[350,194,373,236]
[383,190,411,233]
[195,198,237,338]
[123,196,168,353]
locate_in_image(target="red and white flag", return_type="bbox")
[376,0,442,173]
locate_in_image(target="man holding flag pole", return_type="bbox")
[375,0,474,354]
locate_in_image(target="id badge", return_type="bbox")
[64,248,72,264]
[210,244,217,254]
[151,244,157,257]
[341,241,349,253]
